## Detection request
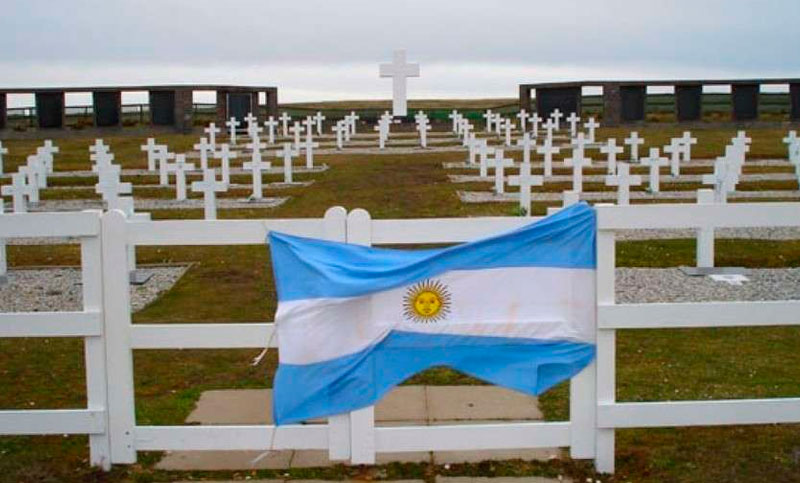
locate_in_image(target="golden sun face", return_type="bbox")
[403,279,451,323]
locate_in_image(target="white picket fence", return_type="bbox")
[1,203,800,473]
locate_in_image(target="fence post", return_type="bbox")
[100,210,137,463]
[344,208,376,465]
[696,189,715,267]
[321,207,351,461]
[594,211,617,474]
[569,361,596,459]
[80,210,112,469]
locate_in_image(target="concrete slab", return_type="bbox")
[290,449,431,468]
[186,389,272,424]
[436,477,570,483]
[155,449,292,470]
[426,386,543,421]
[433,448,561,464]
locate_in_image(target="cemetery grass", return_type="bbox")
[2,128,800,482]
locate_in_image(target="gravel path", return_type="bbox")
[0,266,188,313]
[616,268,800,303]
[458,189,800,203]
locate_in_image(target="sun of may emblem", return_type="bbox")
[403,279,452,323]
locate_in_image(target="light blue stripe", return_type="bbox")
[273,330,595,425]
[269,202,596,301]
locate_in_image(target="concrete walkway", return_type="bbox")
[156,386,560,471]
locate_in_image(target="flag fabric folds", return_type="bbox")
[268,202,597,425]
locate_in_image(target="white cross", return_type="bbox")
[529,113,542,138]
[543,118,555,141]
[276,143,297,184]
[194,137,214,170]
[641,148,669,192]
[26,155,47,188]
[279,112,292,137]
[374,118,390,149]
[461,121,473,147]
[663,138,683,177]
[679,131,697,162]
[290,122,303,152]
[204,123,220,151]
[783,131,798,160]
[2,172,35,212]
[466,134,479,165]
[41,140,59,154]
[244,113,259,139]
[166,154,195,201]
[343,116,354,142]
[483,109,494,133]
[140,138,161,171]
[488,149,515,194]
[416,117,431,148]
[448,110,461,133]
[0,141,7,175]
[35,147,54,174]
[494,113,504,136]
[536,137,561,178]
[564,150,592,193]
[20,164,40,203]
[303,116,315,138]
[302,132,319,169]
[508,160,544,216]
[89,139,109,158]
[567,112,581,138]
[605,162,641,206]
[584,117,599,144]
[332,121,347,150]
[478,139,496,178]
[191,168,227,220]
[600,138,624,175]
[571,132,589,159]
[702,156,739,203]
[91,150,115,176]
[313,111,326,136]
[624,132,645,163]
[242,152,270,200]
[516,109,528,132]
[503,118,514,146]
[264,116,278,144]
[226,117,240,145]
[246,138,268,171]
[347,111,360,135]
[379,49,420,117]
[516,132,536,165]
[95,168,132,207]
[550,109,563,131]
[154,148,175,186]
[214,143,237,184]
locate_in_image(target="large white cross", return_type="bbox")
[264,116,278,144]
[564,150,592,193]
[214,143,237,184]
[303,132,319,169]
[204,123,220,151]
[379,49,420,117]
[605,162,641,206]
[276,143,297,184]
[536,137,561,178]
[226,117,240,145]
[488,149,514,194]
[313,112,326,136]
[625,132,645,163]
[567,112,581,138]
[2,172,35,212]
[166,154,195,201]
[191,168,227,220]
[194,137,214,170]
[584,117,599,144]
[600,138,624,175]
[140,138,161,171]
[641,148,669,192]
[279,112,292,137]
[663,138,683,177]
[508,161,544,215]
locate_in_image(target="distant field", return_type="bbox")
[281,97,518,110]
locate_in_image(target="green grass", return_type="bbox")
[1,127,800,482]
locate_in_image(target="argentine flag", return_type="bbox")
[269,203,596,425]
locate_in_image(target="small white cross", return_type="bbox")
[95,168,132,208]
[536,137,561,178]
[416,116,431,148]
[663,138,683,177]
[461,121,473,147]
[702,156,739,203]
[191,168,227,220]
[516,132,536,165]
[289,122,303,152]
[313,111,326,136]
[18,165,40,203]
[26,155,47,188]
[571,132,589,159]
[246,138,268,172]
[214,143,237,184]
[503,118,514,147]
[347,111,360,135]
[466,134,480,165]
[488,149,515,194]
[140,138,161,171]
[302,132,320,169]
[204,123,220,151]
[605,162,641,205]
[550,109,563,131]
[302,116,315,138]
[494,113,504,136]
[641,147,669,192]
[516,109,528,132]
[624,132,645,163]
[529,113,542,138]
[543,118,555,141]
[264,116,278,144]
[564,149,592,193]
[600,138,624,175]
[0,141,7,176]
[226,117,240,145]
[194,137,214,171]
[279,112,292,137]
[477,139,496,178]
[584,117,599,144]
[2,172,35,212]
[508,160,544,215]
[166,154,195,201]
[679,131,697,163]
[332,121,347,150]
[276,143,297,184]
[154,148,175,186]
[91,150,115,176]
[483,109,494,132]
[567,112,581,138]
[448,110,461,133]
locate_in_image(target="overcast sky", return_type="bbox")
[1,0,798,106]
